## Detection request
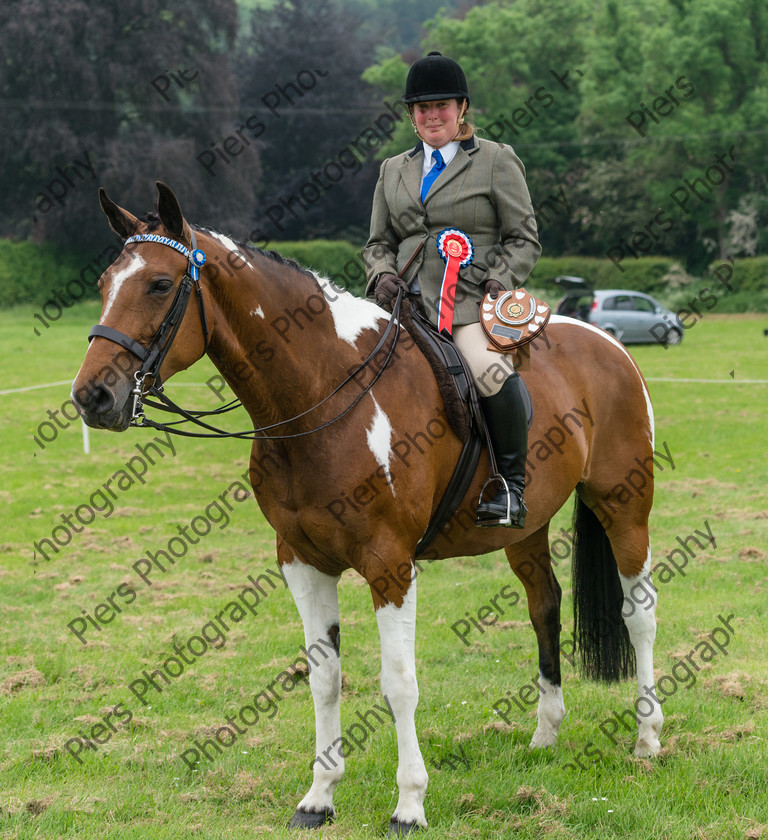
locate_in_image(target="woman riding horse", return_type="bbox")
[365,51,541,529]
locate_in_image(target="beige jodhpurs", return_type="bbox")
[452,322,518,397]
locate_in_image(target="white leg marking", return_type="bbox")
[282,558,343,815]
[529,674,566,748]
[619,548,663,756]
[367,397,395,495]
[376,579,428,829]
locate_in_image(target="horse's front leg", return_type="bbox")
[373,570,428,835]
[281,549,343,827]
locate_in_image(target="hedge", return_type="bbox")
[529,255,768,311]
[2,237,766,311]
[0,239,93,308]
[0,238,369,308]
[530,256,678,295]
[266,240,368,296]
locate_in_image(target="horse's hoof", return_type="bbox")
[388,818,422,835]
[634,738,661,758]
[288,807,334,829]
[528,732,557,749]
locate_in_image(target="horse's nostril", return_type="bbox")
[80,383,116,417]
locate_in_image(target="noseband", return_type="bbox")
[88,232,210,423]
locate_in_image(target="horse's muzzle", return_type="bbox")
[71,378,134,431]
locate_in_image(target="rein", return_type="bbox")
[88,233,405,441]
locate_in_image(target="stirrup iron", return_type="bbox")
[476,474,523,528]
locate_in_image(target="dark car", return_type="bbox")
[552,276,683,346]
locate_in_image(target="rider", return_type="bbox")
[364,51,541,528]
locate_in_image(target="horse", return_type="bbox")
[71,182,663,834]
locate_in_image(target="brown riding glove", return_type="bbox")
[374,273,409,311]
[484,279,506,300]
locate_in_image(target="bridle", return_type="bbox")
[87,232,403,440]
[88,232,210,426]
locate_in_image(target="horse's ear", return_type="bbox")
[99,188,141,239]
[155,181,193,245]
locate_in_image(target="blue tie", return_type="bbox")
[421,150,445,202]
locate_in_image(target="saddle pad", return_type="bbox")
[480,289,551,352]
[400,297,475,440]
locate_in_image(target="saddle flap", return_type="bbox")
[400,298,476,440]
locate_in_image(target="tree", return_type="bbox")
[237,0,383,245]
[577,0,768,268]
[363,0,768,267]
[0,0,253,249]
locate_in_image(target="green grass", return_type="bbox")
[1,303,767,839]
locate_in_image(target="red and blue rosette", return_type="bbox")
[436,228,473,336]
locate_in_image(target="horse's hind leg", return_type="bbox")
[575,485,663,757]
[504,524,566,748]
[609,514,663,756]
[280,545,344,827]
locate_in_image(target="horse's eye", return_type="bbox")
[149,278,173,294]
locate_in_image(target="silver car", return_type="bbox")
[552,276,683,347]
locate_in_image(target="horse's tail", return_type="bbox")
[571,495,636,682]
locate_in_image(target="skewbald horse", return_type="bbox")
[72,183,662,834]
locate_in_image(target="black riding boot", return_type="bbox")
[476,373,529,528]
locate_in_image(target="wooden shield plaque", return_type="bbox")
[480,288,551,353]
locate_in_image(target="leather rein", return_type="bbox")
[88,232,406,441]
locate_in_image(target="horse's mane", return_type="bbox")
[138,211,315,281]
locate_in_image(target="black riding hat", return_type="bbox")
[404,51,470,105]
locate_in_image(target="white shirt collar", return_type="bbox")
[421,140,461,176]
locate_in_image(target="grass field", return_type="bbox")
[1,301,767,839]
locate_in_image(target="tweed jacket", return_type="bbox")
[363,136,541,328]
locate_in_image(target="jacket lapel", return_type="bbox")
[424,136,478,203]
[397,136,479,207]
[397,142,426,209]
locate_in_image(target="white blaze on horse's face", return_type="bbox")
[101,252,147,320]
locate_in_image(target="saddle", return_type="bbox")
[401,289,548,555]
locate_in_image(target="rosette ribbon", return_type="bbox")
[435,228,474,337]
